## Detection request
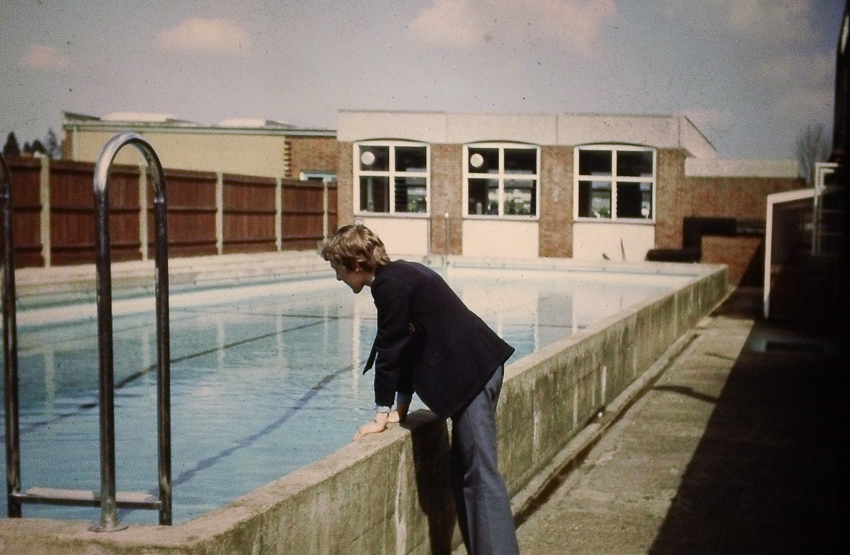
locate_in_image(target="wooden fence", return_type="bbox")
[4,156,337,268]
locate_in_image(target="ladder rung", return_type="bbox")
[14,487,161,509]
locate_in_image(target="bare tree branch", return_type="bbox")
[795,123,831,186]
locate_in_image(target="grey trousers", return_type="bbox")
[450,365,520,555]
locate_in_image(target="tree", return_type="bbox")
[29,139,46,155]
[2,131,21,157]
[795,123,831,186]
[45,128,62,159]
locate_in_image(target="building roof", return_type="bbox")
[217,118,295,129]
[337,110,718,158]
[62,111,335,137]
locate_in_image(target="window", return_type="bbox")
[299,171,336,183]
[464,144,539,218]
[355,142,428,215]
[575,146,655,221]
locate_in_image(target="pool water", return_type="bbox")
[2,267,685,524]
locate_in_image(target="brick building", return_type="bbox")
[57,110,804,285]
[336,111,803,284]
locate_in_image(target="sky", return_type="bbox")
[0,0,846,160]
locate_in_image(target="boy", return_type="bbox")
[321,223,520,555]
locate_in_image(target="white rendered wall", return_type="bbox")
[572,223,656,262]
[337,111,448,144]
[685,158,798,177]
[339,111,718,158]
[556,114,716,157]
[359,217,430,258]
[462,220,539,259]
[446,113,558,145]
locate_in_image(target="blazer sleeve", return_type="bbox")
[371,275,414,408]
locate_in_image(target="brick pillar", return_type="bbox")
[429,144,462,255]
[655,149,689,250]
[337,141,354,226]
[539,145,573,258]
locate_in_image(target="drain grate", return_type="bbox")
[764,340,824,353]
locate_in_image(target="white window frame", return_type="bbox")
[462,142,540,220]
[354,140,430,217]
[299,170,336,183]
[573,145,657,223]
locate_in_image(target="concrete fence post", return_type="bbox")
[139,164,148,261]
[38,154,51,267]
[323,180,329,239]
[215,172,224,255]
[275,177,282,251]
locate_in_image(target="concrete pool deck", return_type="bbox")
[511,287,845,555]
[13,251,334,309]
[13,250,711,309]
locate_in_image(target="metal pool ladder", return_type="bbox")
[2,133,173,530]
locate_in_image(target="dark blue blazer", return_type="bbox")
[367,260,514,418]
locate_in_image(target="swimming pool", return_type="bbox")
[2,263,690,524]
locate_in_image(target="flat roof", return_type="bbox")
[62,111,335,137]
[337,110,717,158]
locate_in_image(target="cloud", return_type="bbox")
[769,86,834,129]
[408,0,616,50]
[526,0,617,48]
[725,0,809,45]
[20,44,72,70]
[156,17,253,54]
[754,51,834,92]
[751,50,834,130]
[407,0,486,47]
[661,0,813,49]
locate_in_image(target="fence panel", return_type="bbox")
[223,174,277,254]
[6,158,43,267]
[155,169,218,258]
[50,161,141,265]
[49,161,96,265]
[6,159,335,266]
[281,179,325,249]
[327,181,338,234]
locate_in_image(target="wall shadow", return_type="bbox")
[648,305,845,553]
[404,410,457,555]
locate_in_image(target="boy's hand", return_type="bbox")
[353,412,389,440]
[388,402,409,423]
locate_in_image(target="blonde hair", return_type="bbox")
[320,223,390,272]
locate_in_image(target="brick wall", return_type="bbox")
[658,159,802,284]
[430,144,463,255]
[685,176,801,223]
[287,136,339,179]
[337,141,354,226]
[702,235,764,285]
[659,171,803,250]
[539,145,574,257]
[654,149,689,251]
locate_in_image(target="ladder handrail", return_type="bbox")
[1,152,22,519]
[3,137,173,530]
[93,132,172,530]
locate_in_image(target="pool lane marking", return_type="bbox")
[167,362,357,489]
[7,312,364,438]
